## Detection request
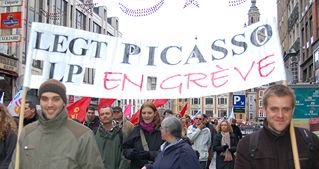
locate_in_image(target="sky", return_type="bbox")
[94,0,277,41]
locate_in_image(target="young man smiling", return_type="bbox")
[9,79,104,169]
[235,84,319,169]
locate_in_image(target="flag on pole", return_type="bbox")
[179,103,188,117]
[123,104,132,118]
[67,97,92,122]
[228,107,235,123]
[130,109,140,125]
[0,91,4,104]
[97,98,116,111]
[153,99,169,108]
[191,110,202,120]
[7,87,23,117]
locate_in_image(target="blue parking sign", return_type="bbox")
[233,95,245,108]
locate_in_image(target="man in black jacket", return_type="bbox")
[235,84,319,169]
[231,119,242,142]
[83,106,100,133]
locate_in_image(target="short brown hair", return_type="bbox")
[262,84,295,109]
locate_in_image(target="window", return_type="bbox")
[93,7,99,14]
[218,108,227,118]
[93,22,101,33]
[76,9,86,30]
[218,97,227,105]
[205,98,213,105]
[192,98,200,105]
[147,77,157,90]
[259,90,264,97]
[60,0,67,26]
[259,109,264,117]
[206,110,213,116]
[259,99,262,107]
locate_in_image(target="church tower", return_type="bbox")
[248,0,260,25]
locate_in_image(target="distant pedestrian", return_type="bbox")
[142,117,200,169]
[9,79,104,169]
[230,119,242,142]
[95,106,126,169]
[83,106,100,133]
[187,114,211,169]
[213,120,237,169]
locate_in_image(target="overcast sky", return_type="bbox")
[94,0,276,41]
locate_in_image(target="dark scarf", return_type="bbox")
[140,121,156,133]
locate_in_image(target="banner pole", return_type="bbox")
[14,87,28,169]
[282,80,300,169]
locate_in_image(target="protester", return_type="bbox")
[142,117,201,169]
[95,106,126,169]
[83,106,100,133]
[180,117,188,136]
[123,101,163,169]
[163,109,174,118]
[113,106,134,139]
[23,97,39,126]
[235,84,319,169]
[213,120,237,169]
[0,104,17,169]
[9,79,104,169]
[230,119,242,142]
[187,114,211,169]
[203,114,217,169]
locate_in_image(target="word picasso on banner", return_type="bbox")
[23,19,285,99]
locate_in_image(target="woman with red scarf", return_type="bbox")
[123,102,163,169]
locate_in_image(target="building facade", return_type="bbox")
[0,0,120,103]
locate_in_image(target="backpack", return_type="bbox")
[249,127,315,159]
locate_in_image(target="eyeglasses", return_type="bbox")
[195,118,203,120]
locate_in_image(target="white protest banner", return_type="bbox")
[24,19,285,99]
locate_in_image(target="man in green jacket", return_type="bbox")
[9,79,104,169]
[95,106,127,169]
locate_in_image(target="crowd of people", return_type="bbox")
[0,79,318,169]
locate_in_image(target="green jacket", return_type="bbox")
[95,126,128,169]
[9,109,104,169]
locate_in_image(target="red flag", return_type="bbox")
[179,103,188,117]
[97,98,116,111]
[124,104,132,118]
[153,99,169,108]
[67,97,92,122]
[130,110,140,125]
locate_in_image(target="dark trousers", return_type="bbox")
[200,161,207,169]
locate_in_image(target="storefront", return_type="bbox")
[0,53,18,105]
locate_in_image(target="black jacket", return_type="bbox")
[213,133,238,169]
[83,116,100,134]
[24,113,38,127]
[123,126,163,169]
[0,131,17,169]
[231,124,242,142]
[235,120,319,169]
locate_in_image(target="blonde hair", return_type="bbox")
[0,104,17,140]
[216,120,233,134]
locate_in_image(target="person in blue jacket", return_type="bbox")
[142,116,201,169]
